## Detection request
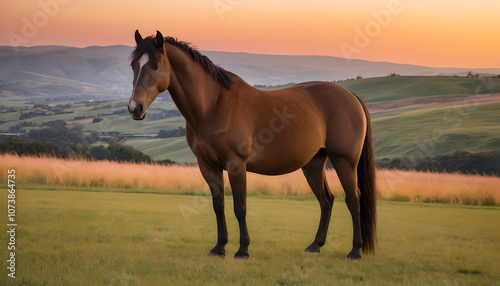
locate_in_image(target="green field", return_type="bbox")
[261,76,500,104]
[338,76,500,104]
[372,101,500,160]
[0,98,185,135]
[1,188,499,285]
[125,138,196,163]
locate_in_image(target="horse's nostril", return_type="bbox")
[137,104,143,113]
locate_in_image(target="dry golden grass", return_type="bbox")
[377,169,499,205]
[1,154,498,205]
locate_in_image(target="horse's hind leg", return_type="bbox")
[331,156,363,259]
[302,148,335,253]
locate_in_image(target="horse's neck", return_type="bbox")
[166,45,221,127]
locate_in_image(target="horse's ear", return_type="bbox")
[155,30,164,48]
[135,30,143,45]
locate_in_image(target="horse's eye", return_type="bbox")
[153,64,159,70]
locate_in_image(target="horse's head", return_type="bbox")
[128,30,171,120]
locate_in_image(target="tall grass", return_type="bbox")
[1,154,498,205]
[377,169,499,205]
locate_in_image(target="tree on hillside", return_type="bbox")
[91,145,111,160]
[60,144,93,160]
[0,137,58,156]
[28,124,95,147]
[106,141,151,163]
[158,127,186,138]
[42,120,67,128]
[465,71,479,78]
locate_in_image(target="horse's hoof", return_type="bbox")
[208,249,225,258]
[304,242,321,253]
[347,251,361,260]
[233,251,249,260]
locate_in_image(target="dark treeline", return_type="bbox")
[0,136,154,164]
[1,120,154,163]
[157,127,185,138]
[323,150,499,176]
[0,120,182,164]
[27,120,96,147]
[376,150,500,176]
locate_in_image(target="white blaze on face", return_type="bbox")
[137,54,149,79]
[130,54,150,109]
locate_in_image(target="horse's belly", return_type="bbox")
[245,135,322,175]
[246,160,306,175]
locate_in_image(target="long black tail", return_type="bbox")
[356,95,377,254]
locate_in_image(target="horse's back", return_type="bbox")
[290,81,365,117]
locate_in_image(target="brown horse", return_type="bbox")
[128,30,376,260]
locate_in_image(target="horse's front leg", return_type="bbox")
[227,159,250,260]
[198,161,227,257]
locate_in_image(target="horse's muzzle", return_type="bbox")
[128,102,146,120]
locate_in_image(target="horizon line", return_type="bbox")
[1,44,499,71]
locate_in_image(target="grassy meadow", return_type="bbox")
[0,189,499,285]
[1,154,499,284]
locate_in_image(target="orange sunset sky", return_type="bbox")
[1,0,499,68]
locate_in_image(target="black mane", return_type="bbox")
[131,36,233,90]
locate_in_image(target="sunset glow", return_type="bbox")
[1,0,499,68]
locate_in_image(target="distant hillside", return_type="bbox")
[1,45,499,103]
[0,45,133,102]
[203,51,500,85]
[263,76,500,110]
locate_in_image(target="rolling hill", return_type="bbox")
[1,44,499,103]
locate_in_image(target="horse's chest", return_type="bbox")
[188,133,226,167]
